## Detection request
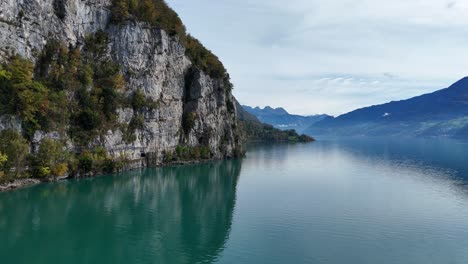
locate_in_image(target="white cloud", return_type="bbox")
[166,0,468,115]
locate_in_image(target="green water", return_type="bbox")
[1,138,468,263]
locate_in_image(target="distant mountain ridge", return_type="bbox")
[306,77,468,138]
[236,101,314,142]
[242,105,331,133]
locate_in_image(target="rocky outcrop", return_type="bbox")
[0,115,22,131]
[0,0,111,60]
[0,0,242,168]
[0,178,41,192]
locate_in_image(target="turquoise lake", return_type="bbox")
[1,138,468,263]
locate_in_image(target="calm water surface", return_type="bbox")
[1,138,468,263]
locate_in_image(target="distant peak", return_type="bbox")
[260,106,289,115]
[448,77,468,90]
[275,107,289,114]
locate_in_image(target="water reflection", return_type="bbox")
[0,159,242,264]
[327,137,468,176]
[249,138,468,184]
[245,142,295,168]
[232,139,468,264]
[2,138,468,264]
[321,138,468,197]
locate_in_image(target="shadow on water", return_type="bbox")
[0,159,243,264]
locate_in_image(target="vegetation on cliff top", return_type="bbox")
[110,0,232,86]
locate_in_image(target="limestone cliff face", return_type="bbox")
[0,0,242,167]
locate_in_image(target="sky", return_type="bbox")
[166,0,468,116]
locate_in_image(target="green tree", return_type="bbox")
[0,130,29,178]
[110,0,130,22]
[139,0,156,22]
[0,56,50,138]
[0,151,7,166]
[0,151,7,180]
[0,65,11,80]
[183,112,198,134]
[78,151,94,174]
[33,138,69,178]
[131,90,147,111]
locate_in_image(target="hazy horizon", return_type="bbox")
[167,0,468,116]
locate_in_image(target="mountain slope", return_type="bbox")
[306,77,468,138]
[243,105,331,133]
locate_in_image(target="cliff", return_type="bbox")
[0,0,243,179]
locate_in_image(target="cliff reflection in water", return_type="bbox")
[0,159,242,264]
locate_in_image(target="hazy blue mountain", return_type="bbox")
[235,101,314,142]
[242,105,331,133]
[306,77,468,138]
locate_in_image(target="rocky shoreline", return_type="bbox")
[0,157,228,193]
[0,178,42,192]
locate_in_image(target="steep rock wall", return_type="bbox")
[0,0,242,168]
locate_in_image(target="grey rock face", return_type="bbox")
[0,0,111,60]
[0,0,241,167]
[0,115,22,132]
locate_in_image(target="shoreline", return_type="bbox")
[0,141,312,193]
[0,158,226,193]
[0,178,42,192]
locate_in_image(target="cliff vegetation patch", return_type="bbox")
[0,32,141,183]
[110,0,232,89]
